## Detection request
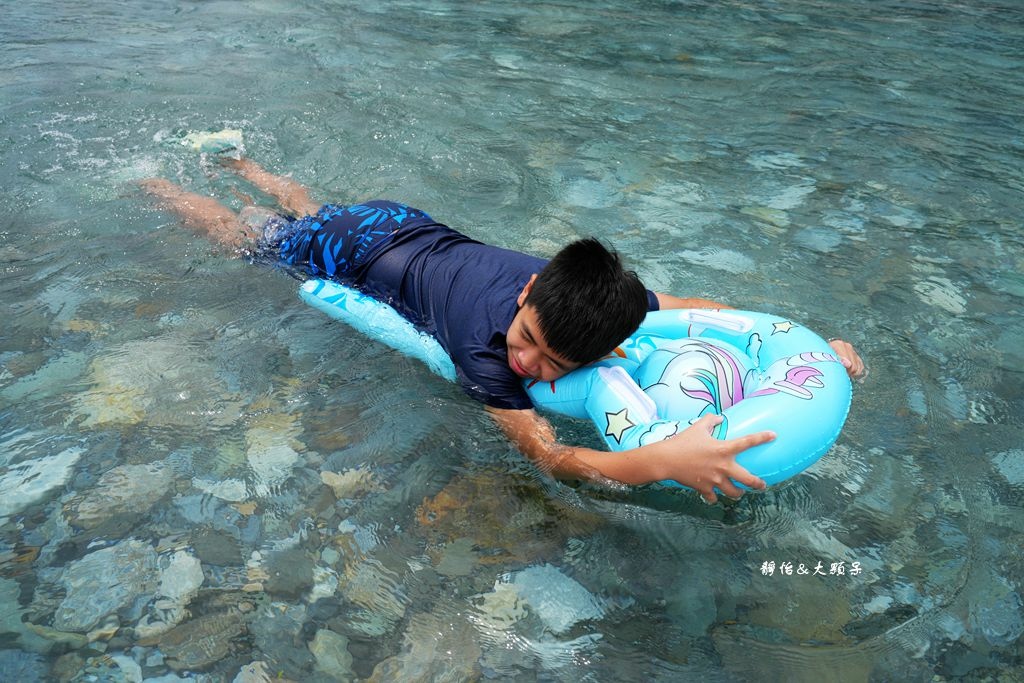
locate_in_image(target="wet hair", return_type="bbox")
[524,238,648,364]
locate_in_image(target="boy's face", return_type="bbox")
[506,277,581,382]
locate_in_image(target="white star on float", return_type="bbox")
[772,321,796,334]
[604,408,635,444]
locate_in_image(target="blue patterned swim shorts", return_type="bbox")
[265,200,432,279]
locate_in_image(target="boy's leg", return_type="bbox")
[221,158,320,218]
[140,178,248,249]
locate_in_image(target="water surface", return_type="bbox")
[1,0,1022,680]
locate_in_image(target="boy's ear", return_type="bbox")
[516,274,538,308]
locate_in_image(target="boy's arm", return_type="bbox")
[486,406,772,503]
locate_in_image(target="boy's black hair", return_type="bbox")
[525,238,648,364]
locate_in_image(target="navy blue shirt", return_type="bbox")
[308,207,659,410]
[352,222,543,409]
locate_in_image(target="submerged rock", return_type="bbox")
[677,247,755,274]
[968,576,1024,648]
[434,538,480,578]
[0,447,82,520]
[339,559,407,628]
[64,461,174,529]
[308,565,340,604]
[73,653,143,682]
[664,571,718,637]
[739,205,790,228]
[368,611,481,683]
[232,660,278,683]
[564,178,619,209]
[191,527,244,566]
[746,151,806,171]
[0,350,90,402]
[309,629,354,679]
[142,611,246,671]
[914,275,967,315]
[24,622,90,650]
[75,337,246,428]
[192,476,249,502]
[246,416,303,497]
[744,575,853,643]
[510,564,606,635]
[247,442,299,497]
[320,467,382,500]
[248,601,314,674]
[134,550,205,639]
[990,449,1024,487]
[0,576,54,653]
[54,539,160,632]
[470,561,610,672]
[795,226,842,253]
[416,471,601,566]
[469,580,526,633]
[264,548,316,600]
[0,649,48,683]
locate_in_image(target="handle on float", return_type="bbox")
[680,309,755,334]
[581,366,682,451]
[631,309,755,341]
[525,356,638,418]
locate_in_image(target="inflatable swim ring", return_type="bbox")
[523,308,852,486]
[300,279,852,487]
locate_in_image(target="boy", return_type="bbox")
[142,159,863,503]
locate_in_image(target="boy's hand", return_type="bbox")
[662,414,773,504]
[828,339,865,378]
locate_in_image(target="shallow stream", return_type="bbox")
[1,1,1022,680]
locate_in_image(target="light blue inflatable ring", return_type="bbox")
[523,308,852,487]
[300,279,852,487]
